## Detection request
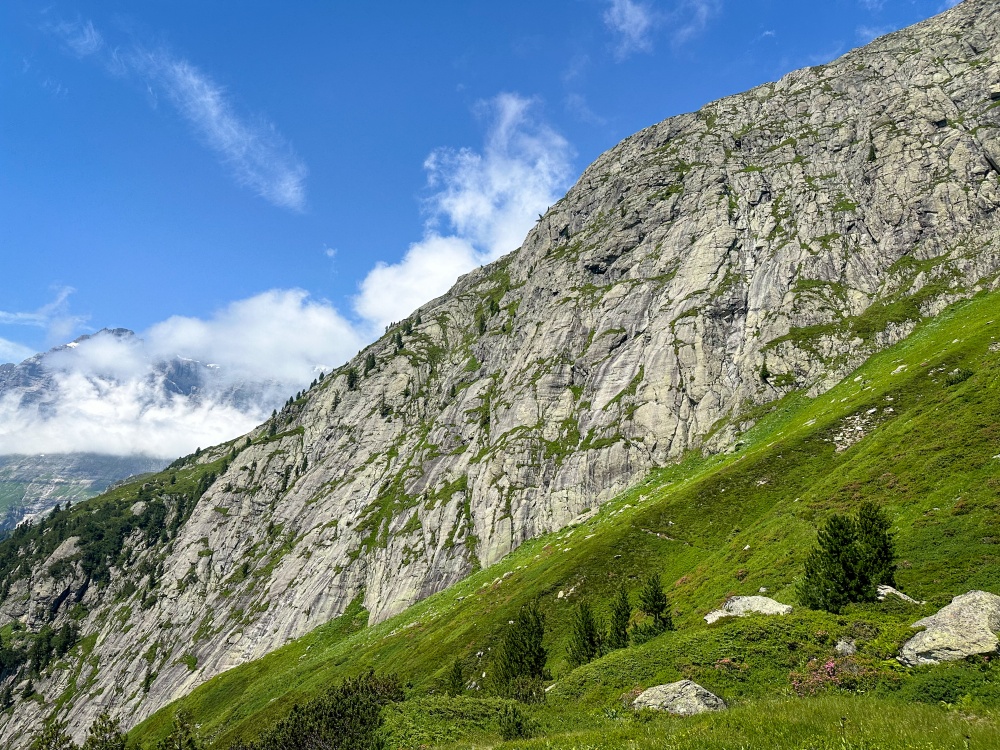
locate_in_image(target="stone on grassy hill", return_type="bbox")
[898,590,1000,667]
[633,680,727,715]
[835,639,857,656]
[704,595,793,624]
[877,585,923,605]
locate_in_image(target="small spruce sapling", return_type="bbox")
[606,584,631,651]
[637,573,673,633]
[566,601,602,667]
[446,657,465,696]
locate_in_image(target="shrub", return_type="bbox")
[156,709,202,750]
[251,671,404,750]
[497,703,532,740]
[82,712,128,750]
[445,657,464,697]
[944,368,973,386]
[29,720,76,750]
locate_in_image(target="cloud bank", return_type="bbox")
[50,19,307,211]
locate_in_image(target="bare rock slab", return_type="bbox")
[878,584,923,605]
[704,595,793,624]
[633,680,727,715]
[898,590,1000,667]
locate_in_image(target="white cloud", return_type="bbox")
[50,20,307,211]
[352,93,573,332]
[1,93,573,457]
[0,379,261,459]
[354,236,480,331]
[0,290,363,458]
[604,0,656,58]
[146,289,362,386]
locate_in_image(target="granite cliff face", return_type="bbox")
[4,0,1000,741]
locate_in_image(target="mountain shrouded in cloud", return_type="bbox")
[0,290,363,459]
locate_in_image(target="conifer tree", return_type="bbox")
[799,502,896,613]
[606,584,631,650]
[856,501,896,587]
[445,657,464,696]
[363,353,376,375]
[566,601,602,667]
[29,720,76,750]
[157,709,202,750]
[799,514,868,613]
[82,711,128,750]
[637,573,673,632]
[488,600,547,699]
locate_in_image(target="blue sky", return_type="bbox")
[0,0,960,373]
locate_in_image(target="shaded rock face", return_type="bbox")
[5,0,1000,743]
[633,680,727,715]
[898,590,1000,666]
[704,595,792,624]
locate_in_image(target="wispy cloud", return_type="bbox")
[564,93,607,125]
[0,287,87,346]
[670,0,722,47]
[48,19,307,211]
[856,25,893,44]
[604,0,656,59]
[53,19,104,57]
[602,0,722,59]
[353,93,574,332]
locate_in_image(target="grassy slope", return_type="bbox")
[132,290,1000,749]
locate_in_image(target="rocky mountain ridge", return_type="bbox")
[4,0,1000,742]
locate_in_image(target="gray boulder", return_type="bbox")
[704,595,793,624]
[835,639,857,656]
[633,680,727,715]
[898,590,1000,667]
